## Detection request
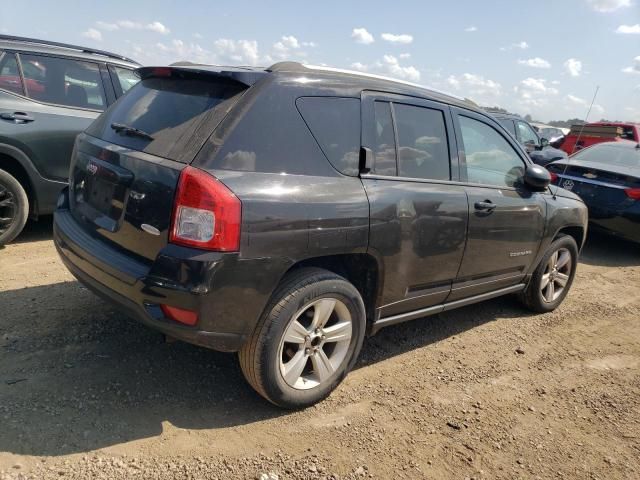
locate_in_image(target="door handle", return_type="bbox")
[0,112,35,123]
[474,200,496,211]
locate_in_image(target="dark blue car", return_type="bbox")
[547,141,640,244]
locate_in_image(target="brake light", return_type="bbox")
[151,67,172,77]
[625,188,640,200]
[547,170,558,183]
[170,166,241,251]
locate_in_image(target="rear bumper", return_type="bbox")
[53,192,284,352]
[588,206,640,243]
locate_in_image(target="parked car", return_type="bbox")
[0,35,140,244]
[532,123,567,148]
[558,122,640,155]
[490,112,568,166]
[547,142,640,244]
[53,62,588,408]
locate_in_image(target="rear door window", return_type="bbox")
[393,103,450,180]
[19,54,106,110]
[0,51,24,95]
[296,97,360,176]
[372,101,397,176]
[86,75,246,163]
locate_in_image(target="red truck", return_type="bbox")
[559,122,639,155]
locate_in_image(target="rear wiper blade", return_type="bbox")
[110,123,154,141]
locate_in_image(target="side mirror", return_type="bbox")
[524,164,551,191]
[540,137,549,147]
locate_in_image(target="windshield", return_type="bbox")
[572,143,640,168]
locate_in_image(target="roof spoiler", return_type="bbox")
[137,66,266,87]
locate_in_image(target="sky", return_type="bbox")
[1,0,639,123]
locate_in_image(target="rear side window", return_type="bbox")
[394,103,450,180]
[19,54,106,110]
[87,76,246,163]
[0,52,24,95]
[202,85,336,176]
[296,97,360,176]
[372,101,397,176]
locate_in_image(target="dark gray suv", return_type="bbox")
[0,35,139,244]
[53,62,588,408]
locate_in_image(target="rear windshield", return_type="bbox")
[86,76,246,163]
[573,143,640,168]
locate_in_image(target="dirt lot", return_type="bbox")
[1,219,639,480]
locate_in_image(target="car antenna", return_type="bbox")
[553,85,600,199]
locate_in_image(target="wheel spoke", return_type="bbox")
[548,251,558,270]
[556,250,571,270]
[283,320,309,345]
[545,280,555,302]
[0,197,13,208]
[540,273,551,290]
[322,320,352,343]
[282,348,308,385]
[311,298,336,329]
[555,272,569,287]
[311,349,334,382]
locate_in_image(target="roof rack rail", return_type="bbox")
[266,61,466,101]
[0,34,139,65]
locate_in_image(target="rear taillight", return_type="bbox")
[625,188,640,200]
[547,170,558,183]
[169,166,241,251]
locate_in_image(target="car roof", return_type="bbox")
[268,62,480,111]
[0,34,139,67]
[487,111,523,121]
[152,61,485,114]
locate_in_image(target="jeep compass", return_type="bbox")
[54,62,588,408]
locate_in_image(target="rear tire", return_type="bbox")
[239,268,366,409]
[0,169,29,246]
[520,235,578,313]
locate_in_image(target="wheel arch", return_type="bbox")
[0,143,39,216]
[282,253,383,326]
[553,225,586,251]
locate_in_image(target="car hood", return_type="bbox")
[547,184,583,202]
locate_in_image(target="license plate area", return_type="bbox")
[86,176,117,214]
[72,153,134,232]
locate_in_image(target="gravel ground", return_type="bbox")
[1,218,639,479]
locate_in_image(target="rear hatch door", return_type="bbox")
[69,67,253,263]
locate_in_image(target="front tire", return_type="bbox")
[0,169,29,246]
[239,268,366,409]
[520,235,578,313]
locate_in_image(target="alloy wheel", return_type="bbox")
[0,183,17,238]
[278,297,353,390]
[541,247,572,303]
